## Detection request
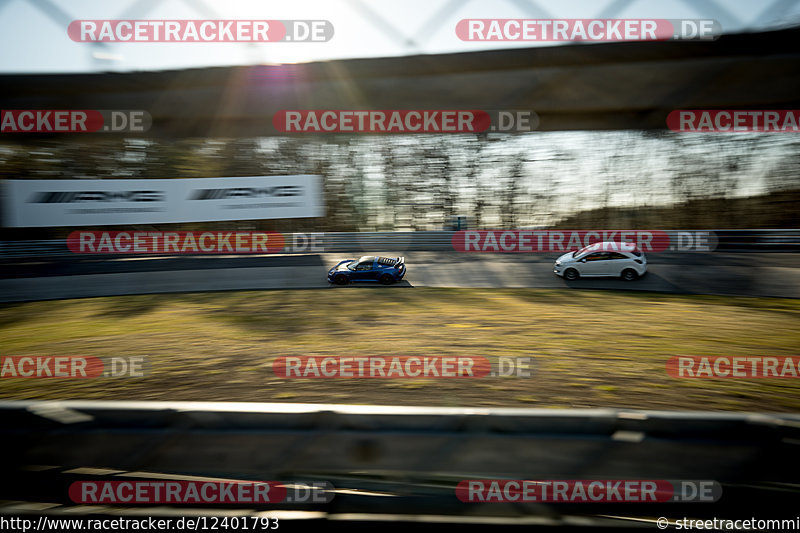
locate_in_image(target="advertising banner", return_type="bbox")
[2,175,323,227]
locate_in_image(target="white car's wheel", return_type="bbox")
[621,268,639,281]
[564,268,579,281]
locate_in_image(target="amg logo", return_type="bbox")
[30,191,164,203]
[190,186,303,200]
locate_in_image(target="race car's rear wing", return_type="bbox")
[396,256,404,267]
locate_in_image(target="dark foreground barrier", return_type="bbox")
[0,401,798,527]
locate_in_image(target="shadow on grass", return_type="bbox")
[96,295,170,318]
[188,285,524,337]
[0,302,51,329]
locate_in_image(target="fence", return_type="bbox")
[1,229,799,258]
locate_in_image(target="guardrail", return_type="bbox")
[0,401,798,522]
[1,229,799,258]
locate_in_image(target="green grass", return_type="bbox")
[0,288,798,411]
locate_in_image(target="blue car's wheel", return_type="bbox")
[379,274,394,285]
[334,274,349,285]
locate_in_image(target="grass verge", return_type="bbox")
[0,288,798,411]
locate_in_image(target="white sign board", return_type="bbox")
[2,175,323,227]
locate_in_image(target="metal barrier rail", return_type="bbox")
[0,401,798,522]
[1,229,799,258]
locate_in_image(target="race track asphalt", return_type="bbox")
[1,252,799,302]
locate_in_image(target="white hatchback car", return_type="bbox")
[553,242,647,281]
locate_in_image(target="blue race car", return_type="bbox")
[327,256,406,285]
